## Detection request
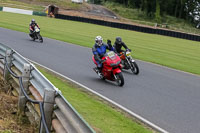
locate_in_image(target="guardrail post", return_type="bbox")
[40,89,55,133]
[18,63,31,114]
[3,49,12,81]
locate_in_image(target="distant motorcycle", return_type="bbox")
[30,26,43,43]
[92,51,124,86]
[119,50,139,74]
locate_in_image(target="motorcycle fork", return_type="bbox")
[114,74,117,80]
[125,57,131,68]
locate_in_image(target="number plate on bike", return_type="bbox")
[107,51,115,58]
[126,51,131,57]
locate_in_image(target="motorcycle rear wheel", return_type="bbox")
[115,73,124,86]
[131,62,139,75]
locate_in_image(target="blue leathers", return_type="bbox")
[92,42,114,68]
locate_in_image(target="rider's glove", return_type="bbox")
[127,49,131,52]
[107,39,111,45]
[107,39,112,48]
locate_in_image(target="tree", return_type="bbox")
[155,0,161,23]
[185,0,200,24]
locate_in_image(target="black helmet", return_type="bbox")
[116,37,122,44]
[31,19,35,23]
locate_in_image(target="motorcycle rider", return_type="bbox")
[113,37,130,54]
[29,19,40,38]
[92,36,114,75]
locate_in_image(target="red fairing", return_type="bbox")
[92,52,122,81]
[113,68,121,75]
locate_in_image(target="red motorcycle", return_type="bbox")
[92,51,124,86]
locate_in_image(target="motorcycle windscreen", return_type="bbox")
[107,51,116,60]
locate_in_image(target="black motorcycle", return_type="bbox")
[30,26,43,43]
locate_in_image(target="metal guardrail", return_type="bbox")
[0,42,95,133]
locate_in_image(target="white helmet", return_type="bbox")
[95,36,103,46]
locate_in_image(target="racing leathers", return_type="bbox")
[29,22,40,37]
[92,42,114,72]
[113,41,128,54]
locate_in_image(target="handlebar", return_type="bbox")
[101,59,106,63]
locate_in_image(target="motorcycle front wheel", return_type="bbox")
[37,33,43,43]
[131,61,139,75]
[39,36,43,43]
[115,72,124,86]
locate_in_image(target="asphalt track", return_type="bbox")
[1,28,200,133]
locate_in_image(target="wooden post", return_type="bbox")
[40,89,55,133]
[18,63,31,114]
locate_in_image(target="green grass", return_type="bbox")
[0,0,45,11]
[0,0,85,11]
[0,11,200,75]
[38,67,152,133]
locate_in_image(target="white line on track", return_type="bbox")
[29,59,169,133]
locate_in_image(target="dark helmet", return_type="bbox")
[31,19,36,24]
[116,37,122,44]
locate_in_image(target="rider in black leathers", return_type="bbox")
[113,37,130,54]
[29,19,40,38]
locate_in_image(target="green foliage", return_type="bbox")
[105,0,198,23]
[155,0,161,23]
[93,0,102,4]
[104,1,200,34]
[0,12,200,75]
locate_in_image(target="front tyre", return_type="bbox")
[39,36,43,43]
[131,61,139,75]
[115,72,124,86]
[37,33,43,43]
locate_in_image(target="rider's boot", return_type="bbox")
[94,67,103,78]
[97,67,103,78]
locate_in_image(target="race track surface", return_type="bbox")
[1,28,200,133]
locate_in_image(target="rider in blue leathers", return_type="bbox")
[92,36,114,74]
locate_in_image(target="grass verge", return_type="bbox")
[0,0,87,11]
[0,12,199,76]
[0,0,45,11]
[38,66,153,133]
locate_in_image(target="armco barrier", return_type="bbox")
[0,43,95,133]
[55,14,200,42]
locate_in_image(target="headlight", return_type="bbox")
[126,52,131,57]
